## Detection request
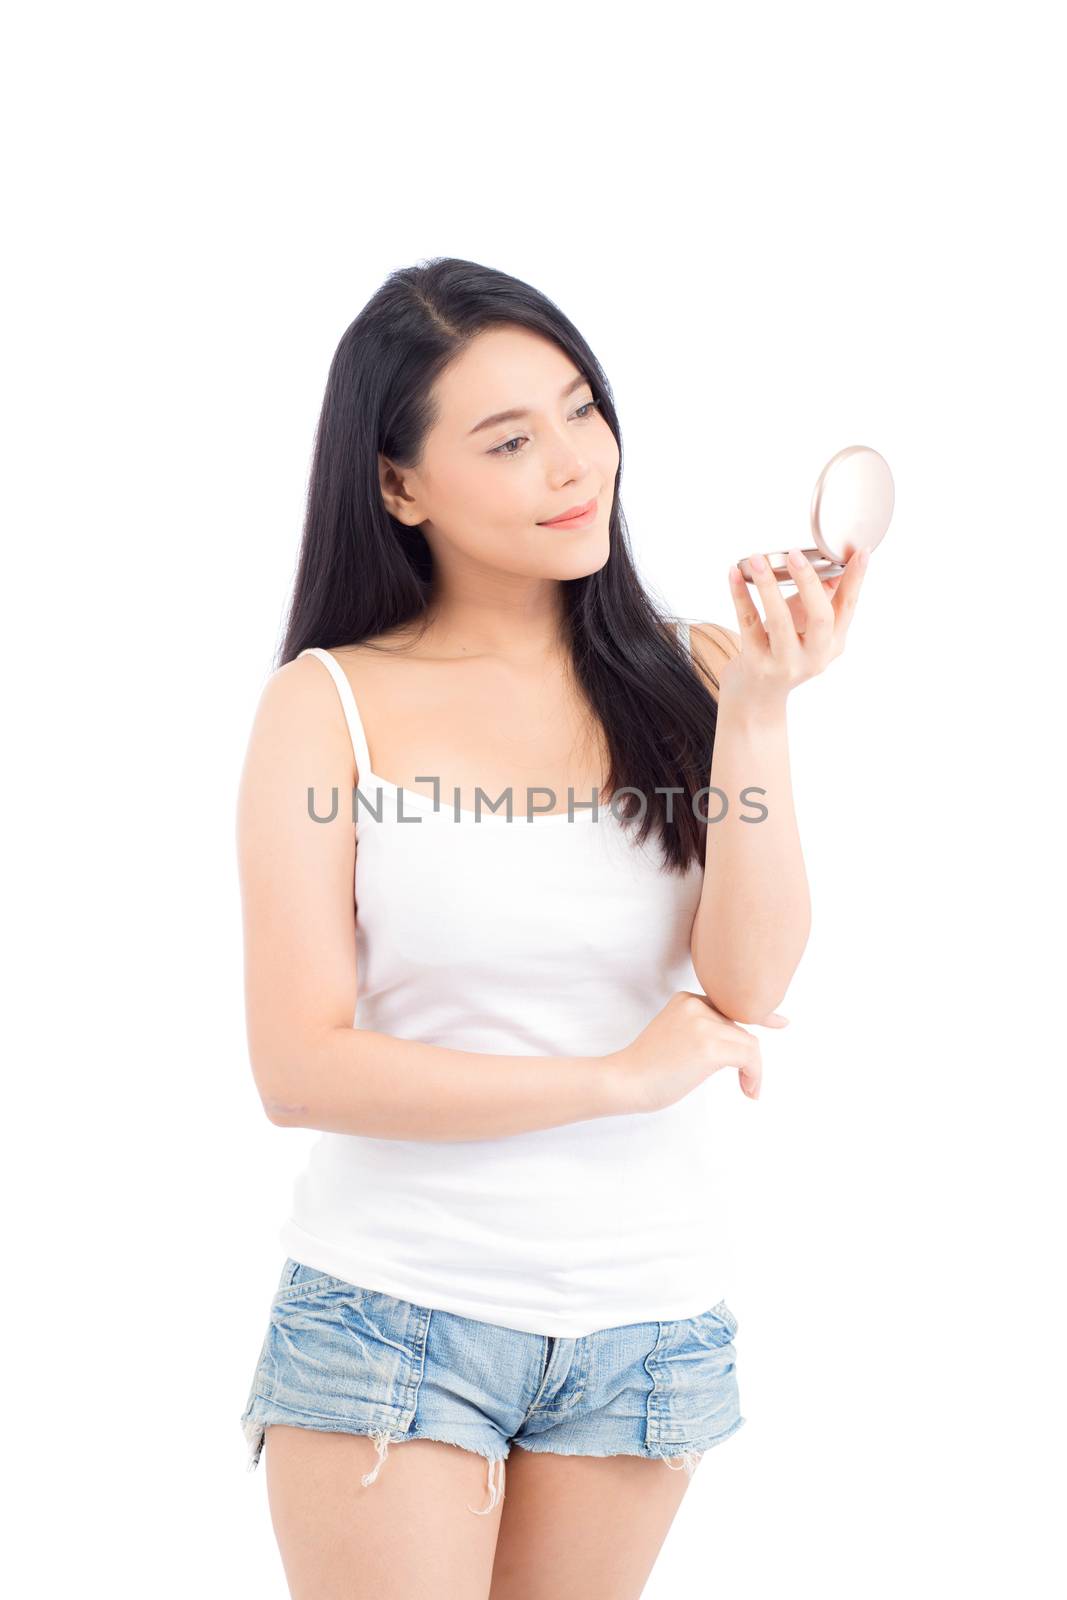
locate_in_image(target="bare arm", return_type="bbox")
[686,622,811,1021]
[263,1029,622,1141]
[236,655,623,1142]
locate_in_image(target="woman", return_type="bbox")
[236,256,867,1598]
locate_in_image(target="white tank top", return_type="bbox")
[278,631,730,1336]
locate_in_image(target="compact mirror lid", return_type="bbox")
[811,444,894,564]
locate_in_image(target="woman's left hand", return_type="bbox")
[720,546,870,711]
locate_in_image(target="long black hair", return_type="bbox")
[277,256,723,874]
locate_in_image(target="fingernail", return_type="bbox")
[859,548,870,567]
[787,548,804,567]
[751,553,767,574]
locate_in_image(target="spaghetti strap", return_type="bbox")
[297,647,373,781]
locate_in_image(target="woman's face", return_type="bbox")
[379,324,620,580]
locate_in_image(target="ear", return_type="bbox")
[378,453,424,527]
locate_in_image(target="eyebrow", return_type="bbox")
[466,373,593,436]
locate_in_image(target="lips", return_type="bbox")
[538,496,597,526]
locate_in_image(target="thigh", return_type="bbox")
[490,1299,746,1599]
[487,1447,695,1600]
[264,1426,502,1600]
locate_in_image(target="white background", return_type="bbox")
[5,2,1063,1595]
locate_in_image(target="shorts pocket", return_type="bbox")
[256,1271,432,1433]
[644,1306,743,1453]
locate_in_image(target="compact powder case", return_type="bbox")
[737,444,895,584]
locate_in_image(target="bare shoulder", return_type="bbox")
[686,621,741,700]
[240,650,358,791]
[254,649,348,733]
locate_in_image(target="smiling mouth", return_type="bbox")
[537,497,598,527]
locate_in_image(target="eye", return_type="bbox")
[489,397,602,458]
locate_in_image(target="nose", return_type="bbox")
[544,429,590,485]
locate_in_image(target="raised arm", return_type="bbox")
[235,654,623,1142]
[684,537,868,1018]
[687,621,809,1021]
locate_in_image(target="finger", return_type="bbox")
[739,1058,762,1099]
[830,548,869,642]
[743,553,798,657]
[785,548,835,651]
[756,1011,790,1028]
[728,563,770,655]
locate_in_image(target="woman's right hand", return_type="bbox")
[604,990,788,1113]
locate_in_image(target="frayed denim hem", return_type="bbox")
[241,1412,507,1515]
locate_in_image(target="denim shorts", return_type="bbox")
[239,1259,746,1516]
